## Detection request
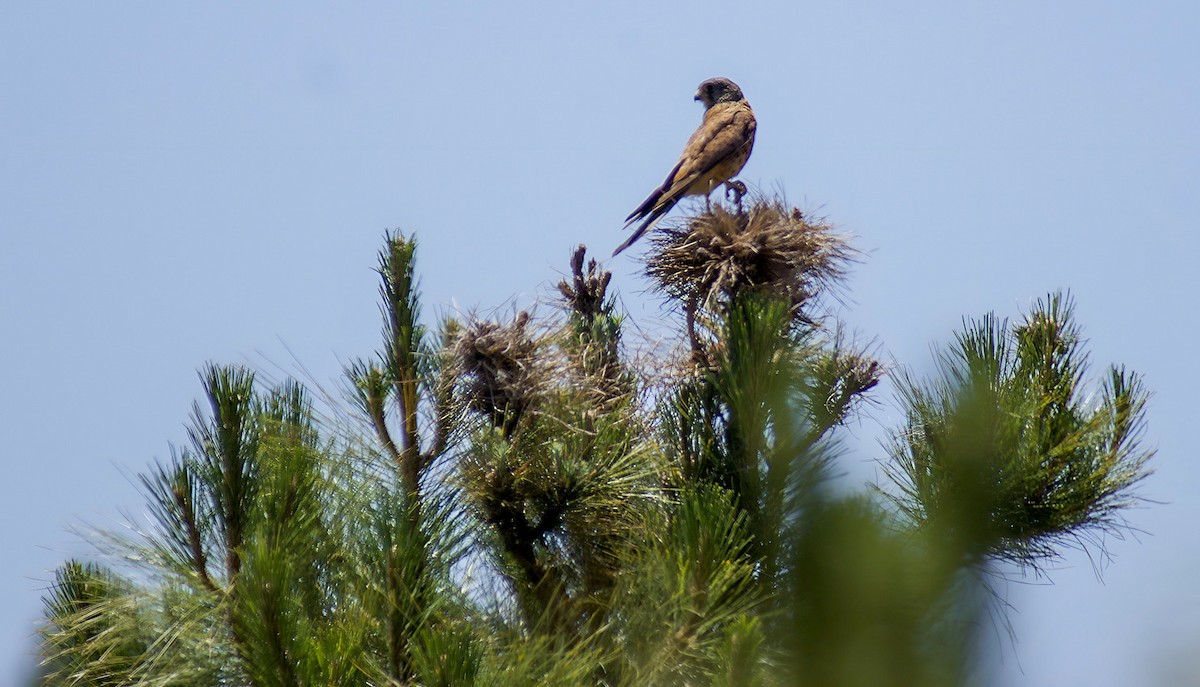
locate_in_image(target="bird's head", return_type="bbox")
[694,77,745,108]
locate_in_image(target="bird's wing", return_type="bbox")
[624,103,753,227]
[615,101,755,256]
[654,102,756,210]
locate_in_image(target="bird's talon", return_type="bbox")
[724,180,748,211]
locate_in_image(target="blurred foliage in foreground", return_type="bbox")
[38,195,1152,686]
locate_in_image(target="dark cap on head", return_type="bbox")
[694,77,745,107]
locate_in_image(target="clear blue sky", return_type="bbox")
[2,3,1197,684]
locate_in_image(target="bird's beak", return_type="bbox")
[694,93,702,102]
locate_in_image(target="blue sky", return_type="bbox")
[2,3,1197,684]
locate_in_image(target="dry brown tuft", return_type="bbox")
[646,196,854,318]
[557,244,612,323]
[456,311,540,436]
[555,245,631,408]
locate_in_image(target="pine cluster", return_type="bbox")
[38,195,1152,686]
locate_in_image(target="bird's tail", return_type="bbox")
[612,205,671,256]
[611,225,648,257]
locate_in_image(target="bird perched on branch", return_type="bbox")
[613,77,757,256]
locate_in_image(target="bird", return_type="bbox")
[613,77,757,256]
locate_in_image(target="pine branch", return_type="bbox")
[883,292,1154,570]
[421,318,462,471]
[378,232,425,498]
[351,359,404,467]
[168,462,220,595]
[192,364,259,582]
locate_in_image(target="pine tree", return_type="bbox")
[38,193,1152,686]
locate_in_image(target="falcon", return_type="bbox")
[613,77,757,256]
